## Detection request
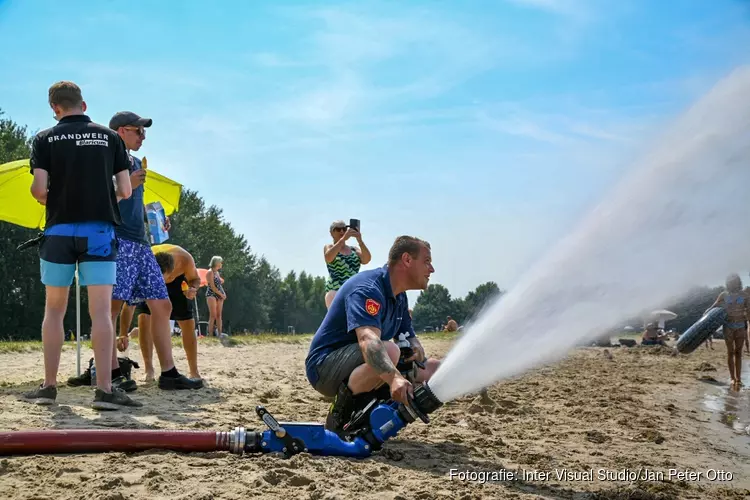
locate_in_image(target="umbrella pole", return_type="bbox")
[76,264,81,377]
[194,298,200,335]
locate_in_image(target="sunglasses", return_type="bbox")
[124,126,146,137]
[333,226,346,232]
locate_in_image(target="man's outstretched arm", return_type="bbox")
[179,250,202,299]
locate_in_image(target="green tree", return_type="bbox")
[412,284,454,331]
[464,281,503,322]
[449,297,469,324]
[169,189,271,333]
[0,110,66,340]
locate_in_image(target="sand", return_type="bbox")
[0,335,749,500]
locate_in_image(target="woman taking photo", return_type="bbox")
[205,256,226,336]
[324,220,371,308]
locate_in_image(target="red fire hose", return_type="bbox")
[0,427,255,456]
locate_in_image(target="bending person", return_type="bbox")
[121,244,203,382]
[205,256,226,336]
[306,236,440,436]
[323,220,371,309]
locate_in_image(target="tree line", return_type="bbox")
[0,110,501,339]
[0,110,733,340]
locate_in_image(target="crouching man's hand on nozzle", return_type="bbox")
[385,371,413,405]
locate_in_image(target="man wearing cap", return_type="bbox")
[108,111,203,391]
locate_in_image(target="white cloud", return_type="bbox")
[505,0,576,14]
[272,71,363,127]
[503,0,600,24]
[248,52,312,68]
[261,5,500,132]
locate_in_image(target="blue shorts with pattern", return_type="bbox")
[112,238,168,304]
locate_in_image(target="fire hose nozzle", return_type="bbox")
[396,383,443,426]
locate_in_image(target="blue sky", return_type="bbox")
[1,0,749,305]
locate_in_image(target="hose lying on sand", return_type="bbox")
[0,384,444,458]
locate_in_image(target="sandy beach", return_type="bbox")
[0,335,749,499]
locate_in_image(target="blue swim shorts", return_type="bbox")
[112,238,169,304]
[39,221,117,287]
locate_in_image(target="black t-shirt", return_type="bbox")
[29,114,131,228]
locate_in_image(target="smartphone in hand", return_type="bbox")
[349,218,360,232]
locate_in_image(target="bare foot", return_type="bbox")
[189,373,202,380]
[144,370,155,383]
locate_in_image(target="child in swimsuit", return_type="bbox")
[707,274,749,388]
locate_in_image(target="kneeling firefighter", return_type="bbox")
[304,236,442,437]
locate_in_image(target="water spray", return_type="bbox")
[0,384,443,458]
[427,66,750,402]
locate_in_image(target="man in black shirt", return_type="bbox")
[24,81,142,411]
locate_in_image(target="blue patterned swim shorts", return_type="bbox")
[112,238,168,304]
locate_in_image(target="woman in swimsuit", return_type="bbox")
[707,273,749,389]
[323,220,371,309]
[205,256,227,337]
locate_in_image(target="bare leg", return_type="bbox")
[325,290,337,309]
[216,299,224,335]
[42,286,69,388]
[89,285,115,393]
[726,334,737,385]
[110,300,124,369]
[146,298,175,372]
[413,358,441,383]
[735,331,745,385]
[138,313,155,382]
[206,297,217,337]
[178,319,200,379]
[347,342,401,395]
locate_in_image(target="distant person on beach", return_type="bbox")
[641,323,667,346]
[706,274,749,389]
[205,256,226,337]
[23,81,137,410]
[444,316,458,332]
[704,330,714,350]
[120,244,203,382]
[324,220,372,309]
[109,110,201,392]
[306,235,440,437]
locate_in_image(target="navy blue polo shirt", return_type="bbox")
[115,154,148,244]
[305,265,415,387]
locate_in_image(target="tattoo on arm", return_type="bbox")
[364,338,398,375]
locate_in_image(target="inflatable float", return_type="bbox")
[675,307,727,354]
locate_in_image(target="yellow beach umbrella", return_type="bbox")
[0,159,182,230]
